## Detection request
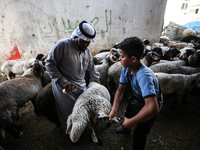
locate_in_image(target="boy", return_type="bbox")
[109,37,163,150]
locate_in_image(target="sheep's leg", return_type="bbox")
[88,128,102,145]
[88,117,102,145]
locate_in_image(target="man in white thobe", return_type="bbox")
[45,20,100,132]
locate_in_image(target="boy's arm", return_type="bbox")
[122,96,159,129]
[109,83,126,121]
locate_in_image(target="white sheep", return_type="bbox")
[152,64,200,74]
[0,60,45,145]
[107,61,123,98]
[0,59,35,80]
[155,72,200,109]
[160,36,170,43]
[182,29,196,38]
[151,43,164,49]
[95,56,110,87]
[66,81,111,144]
[95,48,119,87]
[149,59,188,73]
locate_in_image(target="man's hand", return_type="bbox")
[63,81,78,93]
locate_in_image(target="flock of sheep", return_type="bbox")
[0,30,200,149]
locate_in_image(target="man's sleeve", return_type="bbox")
[45,42,68,86]
[87,52,100,83]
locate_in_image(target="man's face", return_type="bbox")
[76,38,90,51]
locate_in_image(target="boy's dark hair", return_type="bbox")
[118,37,144,60]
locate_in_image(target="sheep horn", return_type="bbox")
[109,48,119,55]
[109,54,118,63]
[109,48,119,63]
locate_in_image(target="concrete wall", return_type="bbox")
[0,0,167,64]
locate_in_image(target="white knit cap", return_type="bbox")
[71,21,96,42]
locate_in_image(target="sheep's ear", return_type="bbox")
[152,52,160,61]
[66,115,72,134]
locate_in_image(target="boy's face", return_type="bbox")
[119,49,133,67]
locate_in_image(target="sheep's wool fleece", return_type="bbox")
[82,81,110,102]
[66,81,111,142]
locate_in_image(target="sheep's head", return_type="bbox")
[109,48,120,64]
[151,47,163,57]
[31,60,45,78]
[179,49,195,61]
[144,51,160,65]
[191,50,200,67]
[92,57,101,65]
[163,47,180,60]
[66,115,87,143]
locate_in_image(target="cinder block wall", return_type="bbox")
[0,0,167,64]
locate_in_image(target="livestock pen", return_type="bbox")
[0,75,200,150]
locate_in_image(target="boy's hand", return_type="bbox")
[122,117,136,129]
[108,110,117,123]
